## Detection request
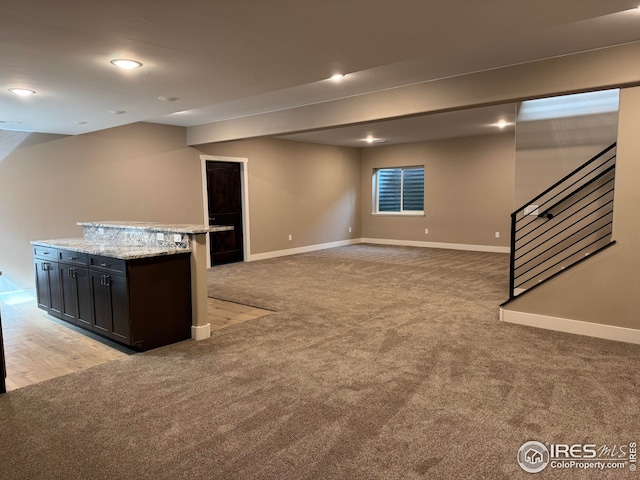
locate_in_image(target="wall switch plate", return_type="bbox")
[495,232,500,238]
[349,227,352,233]
[157,232,164,241]
[425,228,429,235]
[173,234,181,243]
[288,234,292,241]
[524,204,539,216]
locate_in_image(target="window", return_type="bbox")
[373,166,424,214]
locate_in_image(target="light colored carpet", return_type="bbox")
[1,244,638,479]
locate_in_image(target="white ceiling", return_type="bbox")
[1,0,640,143]
[279,104,517,147]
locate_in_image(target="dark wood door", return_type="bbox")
[206,161,244,265]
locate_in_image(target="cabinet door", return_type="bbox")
[34,259,62,318]
[90,271,129,343]
[34,259,51,310]
[75,268,93,329]
[90,271,112,337]
[1,307,6,394]
[48,263,62,318]
[109,274,129,343]
[60,266,92,328]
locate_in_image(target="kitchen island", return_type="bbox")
[32,221,233,350]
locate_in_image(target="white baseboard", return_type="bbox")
[248,238,362,261]
[191,323,211,341]
[247,237,509,262]
[500,308,640,345]
[361,238,510,254]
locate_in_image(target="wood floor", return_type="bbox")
[0,293,272,392]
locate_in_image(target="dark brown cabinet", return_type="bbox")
[33,246,192,351]
[58,249,92,328]
[90,268,129,343]
[33,246,62,318]
[1,306,6,394]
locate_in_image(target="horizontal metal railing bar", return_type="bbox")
[513,208,613,272]
[536,182,614,224]
[514,195,614,258]
[514,157,615,230]
[512,142,616,215]
[515,182,614,245]
[514,157,615,233]
[514,221,612,282]
[514,231,612,289]
[537,164,616,218]
[514,206,613,270]
[503,241,616,304]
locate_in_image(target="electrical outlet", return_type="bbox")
[173,234,181,243]
[288,234,292,241]
[157,232,164,241]
[98,227,104,235]
[495,232,500,238]
[425,228,429,235]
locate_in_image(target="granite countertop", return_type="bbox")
[31,238,191,260]
[77,221,234,234]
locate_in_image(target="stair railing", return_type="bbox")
[507,142,617,300]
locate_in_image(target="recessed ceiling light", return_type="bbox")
[110,59,142,70]
[496,120,509,129]
[108,109,127,115]
[71,120,88,125]
[158,96,180,102]
[8,88,36,96]
[330,73,346,81]
[363,135,386,144]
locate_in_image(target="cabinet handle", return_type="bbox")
[41,252,50,255]
[68,256,78,261]
[68,268,76,278]
[101,275,111,286]
[100,263,111,268]
[41,262,50,271]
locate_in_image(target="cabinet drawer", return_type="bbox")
[89,255,126,275]
[33,245,58,259]
[58,249,88,266]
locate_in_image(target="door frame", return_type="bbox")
[200,154,250,266]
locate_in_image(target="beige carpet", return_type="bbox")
[1,244,638,479]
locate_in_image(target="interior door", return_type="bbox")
[206,161,244,265]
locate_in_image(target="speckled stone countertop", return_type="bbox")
[32,222,234,260]
[31,238,192,260]
[77,221,233,234]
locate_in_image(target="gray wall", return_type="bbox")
[0,123,203,289]
[504,86,640,330]
[361,133,515,247]
[196,137,362,255]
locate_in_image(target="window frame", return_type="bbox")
[372,165,425,216]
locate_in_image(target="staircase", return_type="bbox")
[505,142,617,302]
